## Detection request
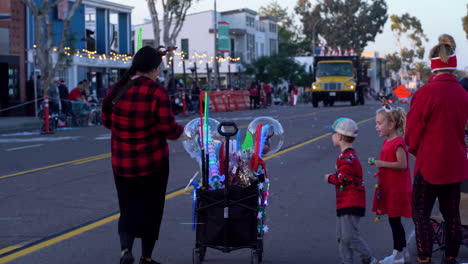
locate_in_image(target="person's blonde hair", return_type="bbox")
[430,34,456,63]
[376,107,407,136]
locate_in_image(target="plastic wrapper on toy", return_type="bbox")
[182,117,222,175]
[247,117,284,157]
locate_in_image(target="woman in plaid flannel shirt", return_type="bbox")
[102,46,183,264]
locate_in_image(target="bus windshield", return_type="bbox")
[316,62,353,77]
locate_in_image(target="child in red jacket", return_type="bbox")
[369,102,412,264]
[325,118,377,264]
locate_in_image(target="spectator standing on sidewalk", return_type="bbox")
[102,46,183,264]
[248,81,258,109]
[190,81,200,113]
[58,79,69,114]
[263,82,272,106]
[405,34,468,264]
[48,78,61,113]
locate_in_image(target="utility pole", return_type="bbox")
[213,0,220,88]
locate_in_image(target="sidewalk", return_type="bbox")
[0,117,41,133]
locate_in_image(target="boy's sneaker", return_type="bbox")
[379,250,405,264]
[363,257,379,264]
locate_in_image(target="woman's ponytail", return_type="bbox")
[395,107,407,136]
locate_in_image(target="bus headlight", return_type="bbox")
[346,85,355,90]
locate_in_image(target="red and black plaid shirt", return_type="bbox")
[102,76,183,177]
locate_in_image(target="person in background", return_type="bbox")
[48,78,61,114]
[58,79,69,114]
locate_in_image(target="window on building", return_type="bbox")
[261,43,265,57]
[255,42,258,58]
[142,39,154,47]
[269,38,277,55]
[247,34,255,61]
[85,7,96,51]
[246,16,255,27]
[269,23,277,33]
[181,39,189,59]
[86,13,95,22]
[109,12,119,53]
[230,38,236,58]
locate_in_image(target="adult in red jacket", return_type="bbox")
[102,46,183,264]
[248,81,259,109]
[405,36,468,264]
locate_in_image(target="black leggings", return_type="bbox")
[412,171,462,259]
[389,217,406,251]
[250,96,256,109]
[120,231,157,258]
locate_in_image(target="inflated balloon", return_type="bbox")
[182,118,221,158]
[247,117,284,157]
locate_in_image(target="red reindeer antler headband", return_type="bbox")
[157,46,177,56]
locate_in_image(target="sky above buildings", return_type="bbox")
[109,0,468,71]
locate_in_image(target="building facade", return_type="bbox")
[0,0,26,115]
[25,0,133,100]
[0,0,133,116]
[133,8,278,87]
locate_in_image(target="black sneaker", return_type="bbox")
[139,258,160,264]
[120,251,134,264]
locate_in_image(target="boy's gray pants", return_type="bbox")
[336,215,373,264]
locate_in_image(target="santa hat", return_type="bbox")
[430,53,457,72]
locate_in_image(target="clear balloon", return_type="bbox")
[247,117,284,157]
[182,118,222,158]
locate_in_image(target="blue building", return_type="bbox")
[26,0,133,98]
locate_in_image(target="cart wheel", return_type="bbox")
[200,246,206,261]
[251,250,260,264]
[192,248,202,264]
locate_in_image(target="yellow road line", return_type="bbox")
[0,247,19,256]
[73,154,111,165]
[0,187,194,263]
[0,154,111,180]
[0,116,376,263]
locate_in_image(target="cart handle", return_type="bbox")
[218,122,238,137]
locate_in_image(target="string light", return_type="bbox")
[32,46,239,65]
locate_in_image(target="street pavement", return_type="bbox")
[0,101,466,264]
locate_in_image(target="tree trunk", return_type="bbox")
[146,0,161,48]
[22,0,83,96]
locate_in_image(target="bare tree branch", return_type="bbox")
[170,2,190,43]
